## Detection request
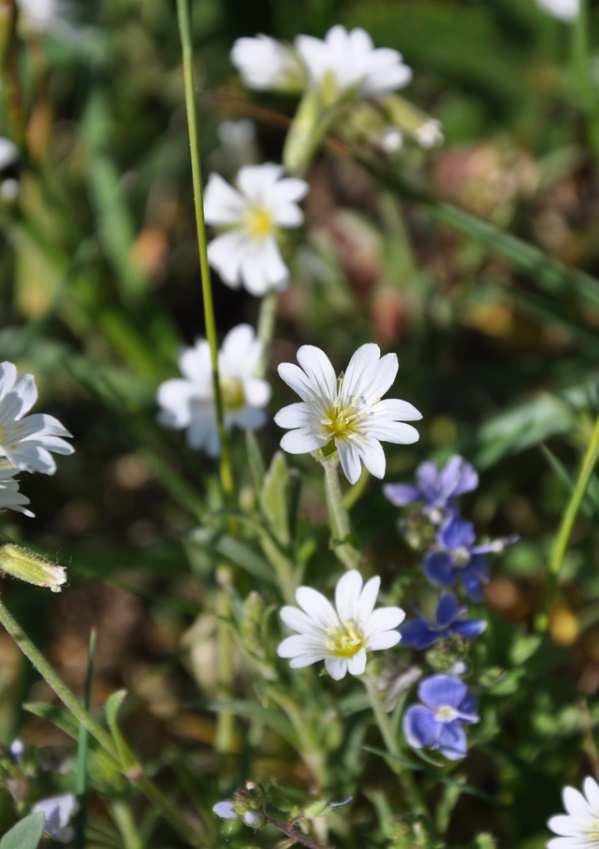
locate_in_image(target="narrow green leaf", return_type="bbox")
[0,813,45,849]
[245,431,265,494]
[260,451,290,545]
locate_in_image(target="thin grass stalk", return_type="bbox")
[74,629,96,849]
[176,0,234,498]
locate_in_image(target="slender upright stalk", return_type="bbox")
[363,676,427,819]
[0,596,205,848]
[320,456,362,570]
[176,0,234,497]
[215,566,235,753]
[550,418,599,575]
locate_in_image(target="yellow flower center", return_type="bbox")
[321,404,362,441]
[587,823,599,842]
[244,206,274,240]
[453,547,471,568]
[221,377,246,412]
[326,621,366,659]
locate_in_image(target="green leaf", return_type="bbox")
[245,431,265,494]
[0,813,45,849]
[104,690,132,767]
[260,452,290,545]
[510,633,542,665]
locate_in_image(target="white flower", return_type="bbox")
[415,119,444,150]
[33,794,78,843]
[274,343,422,485]
[17,0,64,33]
[277,569,405,680]
[157,324,270,457]
[381,127,404,154]
[0,463,33,517]
[204,164,308,296]
[0,138,18,171]
[0,362,74,475]
[231,35,304,91]
[547,776,599,849]
[296,25,411,97]
[536,0,579,21]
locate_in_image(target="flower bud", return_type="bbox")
[382,94,444,149]
[0,544,66,592]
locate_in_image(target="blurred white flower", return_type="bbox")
[0,362,74,475]
[33,794,78,843]
[547,776,599,849]
[275,343,421,484]
[215,120,258,170]
[381,127,404,154]
[536,0,579,21]
[17,0,65,34]
[415,119,444,149]
[204,163,308,295]
[277,569,405,680]
[0,463,33,517]
[231,34,304,91]
[232,26,411,99]
[296,25,412,97]
[0,138,18,171]
[157,324,271,456]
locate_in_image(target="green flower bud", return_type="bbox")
[0,544,66,592]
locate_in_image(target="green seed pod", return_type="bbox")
[0,545,66,592]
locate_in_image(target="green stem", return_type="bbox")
[0,596,205,848]
[320,455,362,570]
[571,0,599,158]
[364,676,427,820]
[111,801,143,849]
[256,290,278,379]
[342,468,369,511]
[215,567,235,753]
[550,417,599,576]
[176,0,234,498]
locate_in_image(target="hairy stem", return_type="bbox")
[321,455,362,570]
[256,290,278,379]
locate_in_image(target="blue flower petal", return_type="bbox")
[424,552,455,587]
[437,722,467,760]
[436,593,460,627]
[403,704,439,749]
[451,618,486,640]
[439,516,476,550]
[383,483,421,506]
[442,456,478,499]
[418,674,468,710]
[400,617,439,650]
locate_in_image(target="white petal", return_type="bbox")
[366,421,420,445]
[563,787,592,819]
[357,576,380,622]
[290,654,325,669]
[366,607,405,635]
[337,440,362,485]
[367,352,398,401]
[359,439,386,479]
[244,378,271,408]
[280,605,325,635]
[277,362,321,403]
[12,374,38,417]
[280,429,326,454]
[547,839,580,849]
[296,345,337,404]
[295,586,338,630]
[375,398,422,421]
[335,570,363,621]
[367,630,401,650]
[179,341,212,385]
[325,657,348,680]
[277,634,324,658]
[584,777,599,812]
[207,231,246,287]
[340,343,380,403]
[347,649,367,676]
[548,816,579,837]
[274,402,311,429]
[0,362,17,400]
[204,173,245,225]
[237,163,283,199]
[157,379,196,428]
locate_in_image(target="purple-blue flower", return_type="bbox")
[384,455,478,522]
[400,593,486,650]
[424,516,517,601]
[403,674,479,760]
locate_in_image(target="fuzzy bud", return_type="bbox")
[0,544,66,592]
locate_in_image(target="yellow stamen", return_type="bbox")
[321,404,361,441]
[244,206,274,240]
[221,377,246,412]
[326,621,366,659]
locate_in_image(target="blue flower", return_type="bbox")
[424,516,517,601]
[400,593,486,650]
[403,674,479,760]
[384,455,478,522]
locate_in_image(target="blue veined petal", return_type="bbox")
[383,482,421,506]
[439,516,476,550]
[437,721,468,760]
[451,618,487,641]
[418,674,468,710]
[403,704,439,749]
